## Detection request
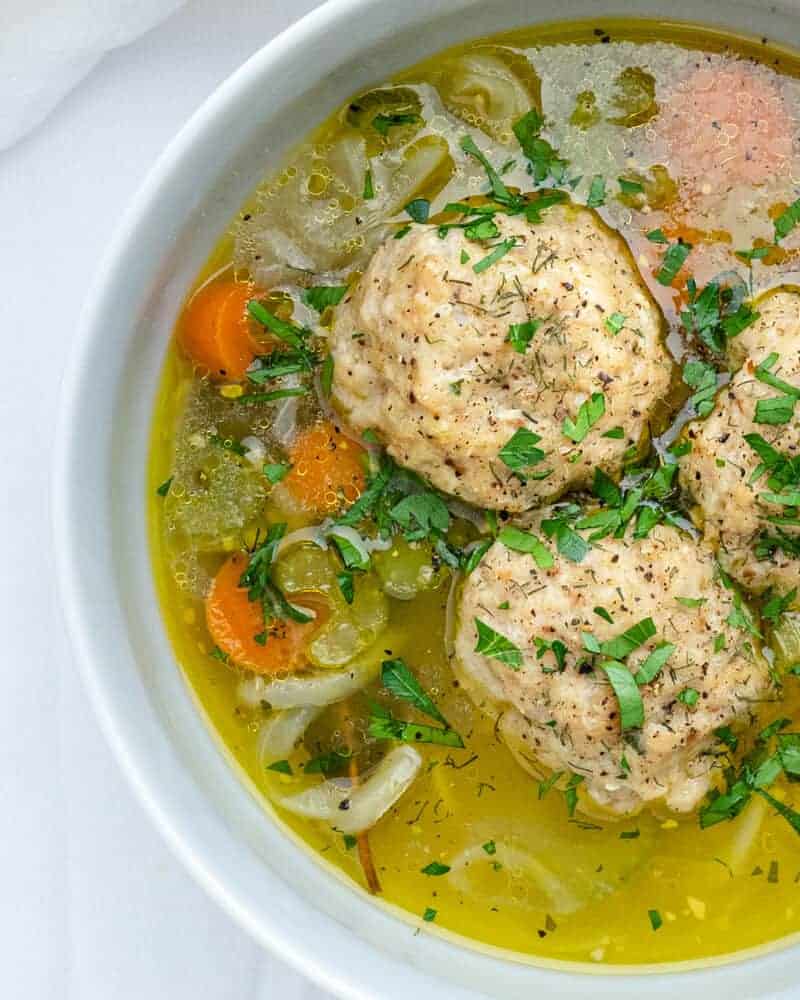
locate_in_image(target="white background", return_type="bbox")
[1,2,335,997]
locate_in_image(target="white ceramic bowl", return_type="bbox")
[54,1,800,996]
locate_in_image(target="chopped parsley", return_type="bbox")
[372,111,420,136]
[303,285,348,312]
[390,492,450,540]
[512,108,568,184]
[247,299,311,354]
[756,395,796,425]
[562,392,605,444]
[604,312,626,335]
[762,587,797,623]
[587,174,606,208]
[497,526,554,569]
[682,359,718,418]
[320,353,334,397]
[369,705,464,747]
[362,167,374,199]
[675,596,706,608]
[156,476,173,497]
[380,658,449,727]
[646,228,668,244]
[239,524,315,632]
[648,909,663,931]
[498,427,548,478]
[541,507,590,562]
[473,238,517,274]
[404,198,430,223]
[460,134,514,203]
[371,660,464,747]
[700,723,800,837]
[336,570,354,604]
[618,176,644,196]
[474,618,523,669]
[598,616,657,660]
[304,749,352,777]
[677,687,700,707]
[263,462,291,484]
[266,759,293,775]
[774,196,800,241]
[753,353,800,425]
[680,277,758,353]
[461,538,493,575]
[421,861,450,876]
[634,642,675,685]
[507,318,542,353]
[564,773,584,817]
[656,241,692,286]
[328,530,369,571]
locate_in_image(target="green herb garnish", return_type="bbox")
[497,526,554,569]
[507,318,542,353]
[405,198,430,223]
[656,241,692,286]
[474,618,522,669]
[303,285,348,312]
[263,462,291,484]
[562,392,605,443]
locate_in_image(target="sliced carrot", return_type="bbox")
[284,421,367,515]
[178,279,260,381]
[206,552,323,674]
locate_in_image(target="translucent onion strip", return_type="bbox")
[448,842,584,916]
[257,706,323,765]
[277,745,422,834]
[236,656,381,710]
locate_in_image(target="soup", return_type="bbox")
[150,19,800,966]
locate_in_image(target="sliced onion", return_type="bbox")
[241,435,267,468]
[257,706,323,765]
[448,842,584,916]
[444,570,461,659]
[318,519,392,554]
[236,656,381,710]
[727,793,767,873]
[277,745,422,834]
[270,394,300,447]
[275,526,328,559]
[311,371,385,457]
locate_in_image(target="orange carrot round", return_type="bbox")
[178,280,260,381]
[206,552,323,674]
[284,421,367,515]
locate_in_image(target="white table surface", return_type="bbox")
[1,2,335,997]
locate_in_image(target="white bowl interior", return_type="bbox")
[56,0,800,996]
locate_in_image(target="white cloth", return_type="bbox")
[0,0,188,150]
[0,1,332,997]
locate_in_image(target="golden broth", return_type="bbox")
[151,19,800,966]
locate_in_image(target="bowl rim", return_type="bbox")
[52,0,800,995]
